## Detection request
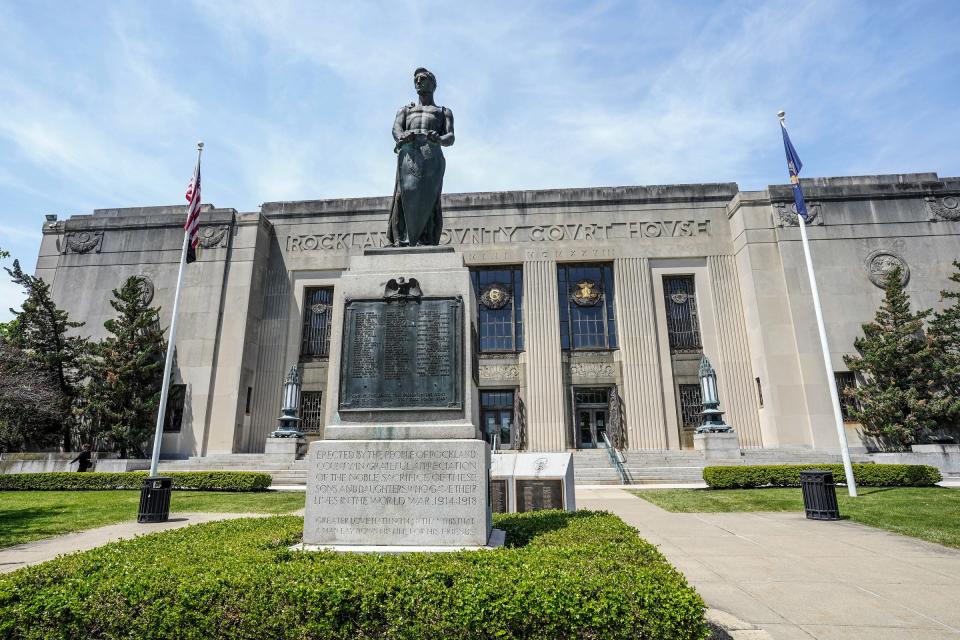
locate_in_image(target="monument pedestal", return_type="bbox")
[694,432,741,462]
[263,437,304,462]
[299,247,497,552]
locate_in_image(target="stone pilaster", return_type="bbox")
[521,259,567,451]
[613,258,668,449]
[707,255,763,447]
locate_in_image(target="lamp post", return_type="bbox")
[271,366,305,438]
[696,356,734,434]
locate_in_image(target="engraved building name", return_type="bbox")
[287,220,711,252]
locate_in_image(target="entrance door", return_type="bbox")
[574,388,609,448]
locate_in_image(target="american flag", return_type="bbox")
[184,155,202,263]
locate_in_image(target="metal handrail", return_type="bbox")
[601,432,628,485]
[491,432,500,454]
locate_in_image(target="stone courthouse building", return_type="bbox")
[35,172,960,459]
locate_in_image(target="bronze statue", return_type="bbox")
[387,68,455,246]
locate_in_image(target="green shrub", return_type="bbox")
[0,471,272,492]
[703,463,942,489]
[0,511,708,640]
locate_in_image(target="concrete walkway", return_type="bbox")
[578,487,960,639]
[0,512,276,574]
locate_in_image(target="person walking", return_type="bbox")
[70,444,93,472]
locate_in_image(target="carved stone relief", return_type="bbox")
[864,249,910,288]
[479,364,520,380]
[133,275,155,305]
[198,225,229,249]
[926,196,960,222]
[569,362,616,379]
[62,231,103,254]
[772,201,822,227]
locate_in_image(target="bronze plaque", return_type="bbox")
[339,297,463,411]
[516,479,564,512]
[490,478,508,514]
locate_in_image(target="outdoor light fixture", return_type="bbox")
[272,366,305,438]
[696,355,734,434]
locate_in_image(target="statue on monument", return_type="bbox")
[387,68,455,246]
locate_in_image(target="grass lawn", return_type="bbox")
[0,490,306,549]
[634,486,960,549]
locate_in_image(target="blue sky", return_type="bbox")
[1,1,959,319]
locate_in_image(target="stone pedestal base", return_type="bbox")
[303,439,490,547]
[694,432,741,462]
[264,437,304,462]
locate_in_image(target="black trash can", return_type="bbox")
[138,476,172,523]
[799,470,841,521]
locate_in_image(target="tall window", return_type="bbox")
[558,263,617,350]
[163,384,186,432]
[834,372,858,422]
[663,275,702,353]
[471,267,524,352]
[301,287,333,359]
[480,389,514,447]
[301,391,323,433]
[678,383,703,431]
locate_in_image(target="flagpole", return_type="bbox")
[779,113,857,497]
[149,141,203,477]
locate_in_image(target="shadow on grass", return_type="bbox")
[0,506,70,547]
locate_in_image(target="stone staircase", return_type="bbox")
[571,449,708,485]
[158,455,309,487]
[158,447,899,487]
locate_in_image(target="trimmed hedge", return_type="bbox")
[703,463,942,489]
[0,471,272,492]
[0,511,708,640]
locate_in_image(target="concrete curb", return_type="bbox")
[706,608,773,639]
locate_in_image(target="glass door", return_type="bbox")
[573,387,610,449]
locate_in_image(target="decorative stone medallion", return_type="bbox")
[479,282,512,309]
[62,231,103,254]
[198,225,229,249]
[133,275,155,305]
[570,280,602,307]
[864,250,910,288]
[773,201,822,226]
[926,196,960,221]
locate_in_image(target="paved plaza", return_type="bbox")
[579,487,960,639]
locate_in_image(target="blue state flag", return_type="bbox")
[780,122,809,220]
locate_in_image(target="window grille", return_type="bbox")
[663,276,702,353]
[300,287,333,358]
[834,372,858,422]
[470,267,524,352]
[678,383,703,431]
[480,389,515,446]
[557,263,618,350]
[300,391,323,433]
[163,384,186,432]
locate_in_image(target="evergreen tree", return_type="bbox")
[843,266,944,450]
[927,260,960,441]
[84,276,166,457]
[4,260,88,450]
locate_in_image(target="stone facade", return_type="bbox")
[35,173,960,457]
